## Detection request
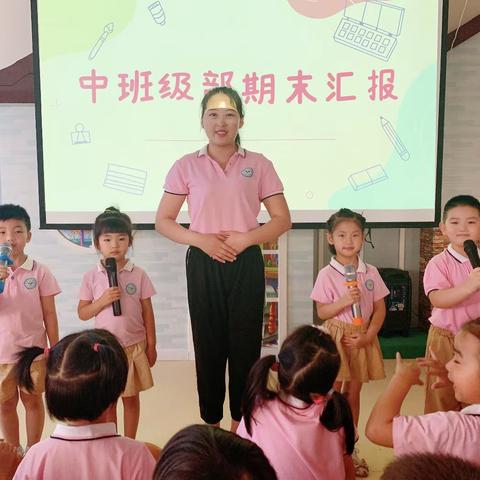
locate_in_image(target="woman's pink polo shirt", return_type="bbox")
[164,146,284,234]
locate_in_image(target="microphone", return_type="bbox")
[344,264,363,326]
[104,257,122,316]
[0,243,12,294]
[463,240,480,269]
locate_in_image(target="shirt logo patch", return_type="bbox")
[365,279,374,291]
[126,283,137,295]
[24,278,37,289]
[241,167,254,177]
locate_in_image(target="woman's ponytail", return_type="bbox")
[320,391,355,454]
[14,346,45,393]
[241,355,278,435]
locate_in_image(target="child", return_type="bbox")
[310,208,389,477]
[365,319,480,467]
[77,207,157,439]
[12,329,156,479]
[0,204,60,454]
[154,424,277,480]
[422,195,480,413]
[380,453,480,480]
[237,325,356,480]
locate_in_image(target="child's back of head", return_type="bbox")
[381,453,480,480]
[15,328,128,421]
[238,325,355,480]
[242,324,355,453]
[12,329,156,480]
[154,424,277,480]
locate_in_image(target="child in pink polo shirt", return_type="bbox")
[78,207,157,439]
[237,325,356,480]
[366,319,480,468]
[310,208,388,477]
[0,204,60,455]
[13,328,156,479]
[422,195,480,414]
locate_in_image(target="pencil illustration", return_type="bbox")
[380,116,410,161]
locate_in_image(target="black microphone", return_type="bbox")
[463,240,480,269]
[344,264,363,326]
[104,257,122,316]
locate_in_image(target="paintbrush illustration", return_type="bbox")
[89,22,114,60]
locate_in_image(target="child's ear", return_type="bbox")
[26,231,32,243]
[439,222,446,236]
[326,232,334,246]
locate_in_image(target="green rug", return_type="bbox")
[379,329,427,359]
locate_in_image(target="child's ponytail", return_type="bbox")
[320,391,355,454]
[14,346,45,392]
[241,355,278,435]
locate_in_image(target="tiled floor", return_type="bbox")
[17,359,426,479]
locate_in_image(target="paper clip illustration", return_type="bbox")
[70,124,91,145]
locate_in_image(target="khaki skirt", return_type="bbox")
[122,341,154,397]
[424,324,460,413]
[323,318,385,383]
[0,358,46,403]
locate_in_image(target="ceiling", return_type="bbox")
[448,0,480,32]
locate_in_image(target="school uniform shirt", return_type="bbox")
[0,256,61,364]
[310,257,389,326]
[237,396,347,480]
[79,261,155,347]
[13,422,156,479]
[392,404,480,466]
[164,146,284,234]
[423,245,480,334]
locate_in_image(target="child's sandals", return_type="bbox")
[352,447,369,477]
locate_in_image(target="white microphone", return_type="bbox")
[0,243,12,294]
[344,264,363,326]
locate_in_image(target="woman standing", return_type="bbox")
[155,87,291,431]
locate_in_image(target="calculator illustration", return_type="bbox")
[334,0,405,61]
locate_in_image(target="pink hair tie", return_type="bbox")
[312,389,335,404]
[44,347,50,357]
[92,342,101,352]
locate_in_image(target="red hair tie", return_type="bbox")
[44,347,50,357]
[92,342,101,352]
